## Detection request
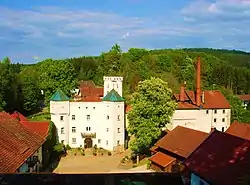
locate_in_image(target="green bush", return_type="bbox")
[53,143,64,153]
[93,152,97,156]
[108,151,112,156]
[146,160,151,169]
[65,144,71,150]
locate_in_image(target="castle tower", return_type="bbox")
[103,76,123,97]
[50,89,70,145]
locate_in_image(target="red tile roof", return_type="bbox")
[10,111,28,121]
[21,121,49,138]
[184,131,250,185]
[125,105,131,113]
[74,80,104,102]
[0,112,46,172]
[149,152,176,168]
[155,126,209,158]
[226,121,250,140]
[10,111,49,139]
[79,80,103,97]
[238,94,250,101]
[174,90,231,109]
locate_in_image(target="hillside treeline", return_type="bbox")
[0,45,249,121]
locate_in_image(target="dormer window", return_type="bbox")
[214,110,217,114]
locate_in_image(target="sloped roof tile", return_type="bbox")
[102,89,124,102]
[0,112,45,172]
[155,126,208,158]
[184,131,250,185]
[50,89,69,101]
[226,121,250,140]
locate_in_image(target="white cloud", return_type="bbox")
[0,2,250,63]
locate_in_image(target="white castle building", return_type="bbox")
[50,76,125,152]
[168,57,231,133]
[125,57,231,134]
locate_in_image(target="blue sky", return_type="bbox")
[0,0,250,63]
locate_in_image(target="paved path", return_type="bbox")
[53,153,152,173]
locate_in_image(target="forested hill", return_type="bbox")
[0,46,250,119]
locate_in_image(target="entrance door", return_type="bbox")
[84,138,93,148]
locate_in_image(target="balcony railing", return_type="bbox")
[81,132,96,138]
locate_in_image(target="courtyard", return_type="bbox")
[52,150,152,173]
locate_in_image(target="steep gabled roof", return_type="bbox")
[226,121,250,140]
[184,131,250,185]
[155,126,209,158]
[102,89,124,102]
[0,112,45,172]
[21,121,49,139]
[238,94,250,101]
[10,111,28,121]
[50,89,69,101]
[174,90,231,109]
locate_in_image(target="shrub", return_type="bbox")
[93,144,97,149]
[65,144,71,150]
[93,152,97,156]
[77,147,82,151]
[108,151,112,156]
[80,150,85,156]
[120,158,125,163]
[53,143,64,153]
[146,160,151,169]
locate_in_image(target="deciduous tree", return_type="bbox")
[127,77,177,154]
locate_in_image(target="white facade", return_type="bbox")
[50,77,125,151]
[103,76,123,97]
[167,108,231,133]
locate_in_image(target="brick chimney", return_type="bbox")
[180,84,185,102]
[196,56,201,106]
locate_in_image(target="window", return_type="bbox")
[98,139,101,144]
[107,115,109,120]
[206,110,209,114]
[86,107,88,109]
[113,84,115,88]
[117,84,119,88]
[214,118,217,123]
[107,84,109,88]
[214,110,217,114]
[86,127,91,131]
[72,115,75,120]
[79,106,81,109]
[60,116,64,121]
[118,105,120,108]
[222,127,225,132]
[106,140,108,145]
[61,140,64,144]
[93,107,95,110]
[87,115,90,120]
[223,109,225,114]
[72,127,76,133]
[117,115,120,121]
[72,138,76,144]
[117,128,120,133]
[106,128,109,132]
[61,127,65,134]
[117,140,120,145]
[222,118,225,122]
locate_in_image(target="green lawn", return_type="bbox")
[28,112,51,121]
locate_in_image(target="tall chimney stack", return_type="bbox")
[196,56,201,106]
[180,84,185,102]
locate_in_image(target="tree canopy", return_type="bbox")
[0,45,250,120]
[127,77,177,154]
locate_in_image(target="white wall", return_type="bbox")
[170,108,231,133]
[50,99,125,151]
[103,76,123,97]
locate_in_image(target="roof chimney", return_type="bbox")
[196,56,201,106]
[180,84,185,102]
